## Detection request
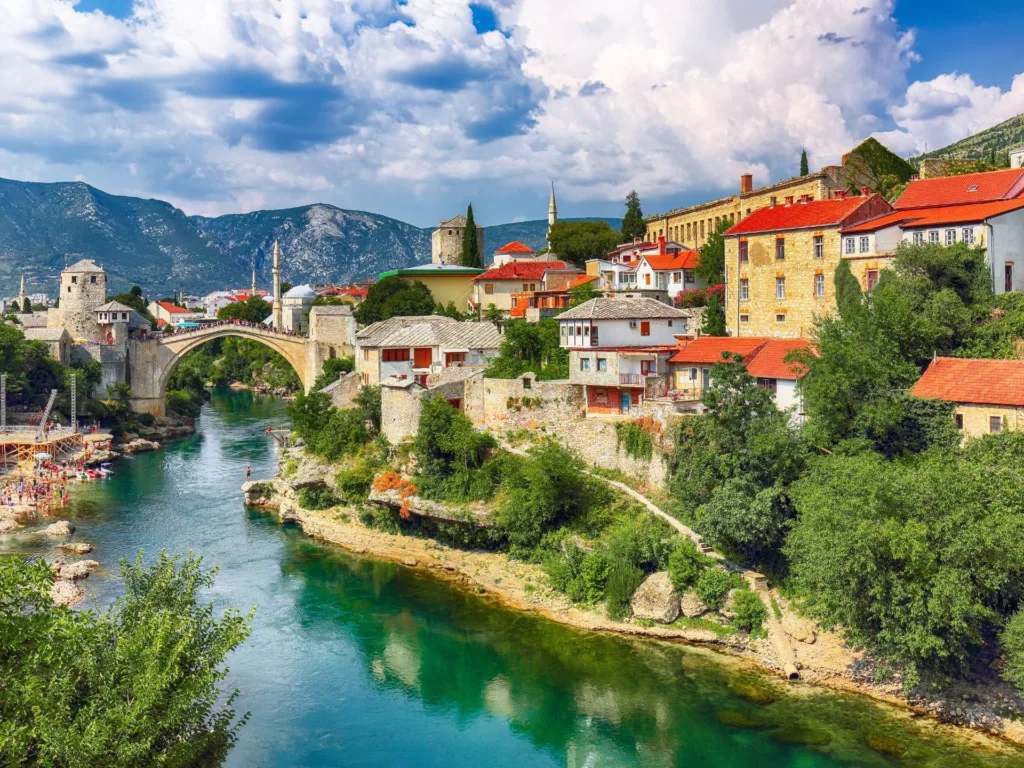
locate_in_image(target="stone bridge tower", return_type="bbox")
[431,214,484,266]
[53,259,106,340]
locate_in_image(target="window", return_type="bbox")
[667,320,673,327]
[845,237,855,255]
[913,232,923,246]
[640,321,650,336]
[672,271,682,283]
[990,416,1003,434]
[382,348,410,362]
[945,229,956,246]
[644,273,651,286]
[71,276,77,284]
[866,270,879,291]
[775,238,786,260]
[770,196,777,206]
[757,377,777,393]
[689,367,698,380]
[739,313,749,323]
[641,360,656,376]
[90,276,96,284]
[928,230,939,244]
[597,358,607,372]
[739,279,749,301]
[363,348,369,361]
[859,236,870,254]
[484,284,494,294]
[568,325,574,338]
[684,269,695,284]
[962,227,975,245]
[580,358,590,371]
[776,277,786,300]
[775,313,786,323]
[814,273,825,297]
[814,235,824,259]
[583,325,589,337]
[1007,263,1015,293]
[511,297,518,308]
[968,185,979,192]
[954,413,964,430]
[739,241,749,263]
[560,324,567,336]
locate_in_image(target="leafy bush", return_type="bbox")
[604,555,645,621]
[312,355,355,392]
[695,568,740,610]
[614,418,656,460]
[297,485,340,510]
[137,412,156,427]
[166,388,203,418]
[335,459,381,505]
[359,506,401,535]
[415,396,497,502]
[731,587,768,635]
[307,409,370,461]
[668,538,710,592]
[1000,609,1024,691]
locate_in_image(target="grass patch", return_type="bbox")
[671,616,738,637]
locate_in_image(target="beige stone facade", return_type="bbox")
[646,170,845,250]
[953,403,1024,440]
[432,214,484,266]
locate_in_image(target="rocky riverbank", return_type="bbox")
[245,446,1024,748]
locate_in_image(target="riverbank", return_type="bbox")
[246,446,1024,749]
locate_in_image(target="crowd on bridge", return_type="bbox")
[144,318,307,341]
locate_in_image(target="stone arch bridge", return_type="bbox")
[127,322,346,416]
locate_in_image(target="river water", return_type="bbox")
[5,390,1024,767]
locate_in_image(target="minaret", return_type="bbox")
[272,239,283,329]
[547,182,557,252]
[251,265,257,296]
[18,274,28,311]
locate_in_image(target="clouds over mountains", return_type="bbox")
[0,0,1019,223]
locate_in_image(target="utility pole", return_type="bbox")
[70,374,77,434]
[1,374,6,432]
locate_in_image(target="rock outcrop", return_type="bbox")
[59,560,99,580]
[631,572,680,624]
[680,588,708,618]
[122,438,160,454]
[41,520,75,537]
[58,541,95,554]
[50,580,85,607]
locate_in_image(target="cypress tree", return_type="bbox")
[460,204,482,268]
[621,190,645,241]
[701,293,726,336]
[834,258,862,319]
[800,149,809,176]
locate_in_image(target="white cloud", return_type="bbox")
[0,0,1014,225]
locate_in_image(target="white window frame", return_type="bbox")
[739,279,749,301]
[962,227,975,245]
[859,236,870,254]
[814,235,824,259]
[775,277,786,300]
[913,231,923,246]
[845,237,855,255]
[928,230,939,244]
[814,273,825,297]
[945,229,956,246]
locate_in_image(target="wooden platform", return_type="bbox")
[0,430,85,465]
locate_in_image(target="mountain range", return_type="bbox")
[915,112,1024,163]
[0,176,621,298]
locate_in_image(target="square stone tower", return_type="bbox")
[432,214,484,266]
[51,259,106,341]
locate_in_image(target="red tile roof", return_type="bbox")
[644,250,701,271]
[475,261,568,281]
[745,339,811,380]
[669,336,769,364]
[569,275,598,289]
[156,301,191,314]
[843,200,1024,233]
[912,357,1024,407]
[724,195,885,236]
[495,240,534,254]
[895,168,1024,210]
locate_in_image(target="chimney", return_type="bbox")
[740,174,753,194]
[835,190,846,200]
[658,235,666,255]
[785,196,794,205]
[861,186,869,197]
[912,174,920,182]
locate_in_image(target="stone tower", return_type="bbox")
[18,274,28,311]
[547,182,557,251]
[251,266,257,296]
[272,239,283,329]
[431,214,484,266]
[55,259,106,340]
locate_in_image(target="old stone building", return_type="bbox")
[431,214,484,266]
[912,357,1024,439]
[723,192,893,338]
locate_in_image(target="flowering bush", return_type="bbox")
[675,283,724,309]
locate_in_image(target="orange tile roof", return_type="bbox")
[644,250,701,271]
[669,336,769,364]
[843,200,1024,233]
[569,275,598,289]
[724,195,883,236]
[475,261,568,281]
[895,168,1024,210]
[746,339,811,380]
[495,240,534,254]
[156,301,191,314]
[912,357,1024,407]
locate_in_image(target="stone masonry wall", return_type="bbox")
[955,403,1024,439]
[380,384,424,444]
[469,374,586,431]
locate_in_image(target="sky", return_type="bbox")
[1,0,1023,228]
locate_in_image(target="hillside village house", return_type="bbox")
[491,240,536,267]
[633,246,704,300]
[472,260,578,314]
[586,237,691,294]
[559,298,697,415]
[148,300,201,326]
[355,315,502,386]
[510,274,598,321]
[912,357,1024,439]
[723,191,894,338]
[378,264,484,312]
[840,168,1024,293]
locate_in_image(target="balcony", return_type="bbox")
[619,372,658,386]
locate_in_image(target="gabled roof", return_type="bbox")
[842,199,1024,233]
[64,259,104,274]
[22,327,69,342]
[356,316,502,350]
[156,301,191,314]
[475,261,568,281]
[724,195,886,236]
[558,297,692,321]
[569,275,598,289]
[643,250,700,271]
[94,300,133,313]
[912,357,1024,407]
[669,336,768,364]
[495,241,534,254]
[895,168,1024,210]
[745,339,810,380]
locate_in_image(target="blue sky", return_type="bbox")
[0,0,1022,228]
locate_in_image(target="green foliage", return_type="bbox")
[834,258,862,319]
[109,290,147,313]
[604,556,645,621]
[695,218,731,286]
[620,190,645,241]
[695,568,740,610]
[567,279,599,308]
[354,276,437,325]
[799,149,809,176]
[842,137,916,192]
[0,551,252,766]
[701,292,726,336]
[460,204,483,268]
[312,355,355,392]
[668,538,710,592]
[1000,609,1024,692]
[786,445,1024,685]
[298,485,341,510]
[217,294,271,324]
[354,385,382,432]
[415,396,497,502]
[694,479,792,564]
[544,543,609,605]
[484,318,567,380]
[335,454,383,504]
[167,389,203,417]
[547,220,621,267]
[731,587,768,635]
[359,506,401,534]
[309,408,371,461]
[614,419,654,460]
[137,412,156,427]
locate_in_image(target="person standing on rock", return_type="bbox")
[246,466,251,481]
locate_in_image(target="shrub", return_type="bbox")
[731,587,768,635]
[668,538,710,592]
[415,396,497,501]
[336,463,379,505]
[604,554,645,621]
[137,412,156,427]
[1000,609,1024,691]
[307,408,370,461]
[695,568,740,610]
[297,486,340,510]
[614,418,657,460]
[359,506,401,535]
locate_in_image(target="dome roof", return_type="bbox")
[283,284,316,299]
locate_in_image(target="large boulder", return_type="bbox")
[720,588,741,620]
[58,541,94,555]
[630,572,680,624]
[680,588,708,618]
[41,520,75,537]
[59,560,99,580]
[50,580,85,607]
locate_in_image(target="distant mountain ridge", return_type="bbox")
[916,113,1024,163]
[0,176,620,298]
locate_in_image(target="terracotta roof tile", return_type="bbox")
[912,357,1024,407]
[745,339,811,379]
[569,275,598,289]
[644,250,700,271]
[475,261,568,281]
[895,168,1024,209]
[495,241,534,254]
[844,200,1024,233]
[156,301,191,314]
[668,336,769,364]
[724,196,882,236]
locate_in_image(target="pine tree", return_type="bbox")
[460,204,482,268]
[800,150,809,176]
[621,190,645,241]
[834,258,862,319]
[702,293,726,336]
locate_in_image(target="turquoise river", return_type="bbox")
[6,390,1024,767]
